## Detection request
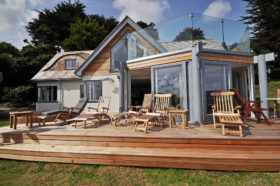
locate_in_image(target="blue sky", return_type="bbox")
[0,0,248,49]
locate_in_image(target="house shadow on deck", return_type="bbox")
[0,121,69,145]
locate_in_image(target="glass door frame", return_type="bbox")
[151,61,188,109]
[201,60,232,121]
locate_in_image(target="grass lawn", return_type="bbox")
[0,81,280,185]
[255,80,280,109]
[0,159,280,185]
[0,114,9,127]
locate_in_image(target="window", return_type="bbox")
[111,33,128,72]
[80,85,84,98]
[154,65,184,108]
[65,59,76,70]
[38,86,57,102]
[84,81,102,101]
[111,32,148,72]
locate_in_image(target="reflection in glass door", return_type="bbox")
[152,63,187,109]
[202,63,230,121]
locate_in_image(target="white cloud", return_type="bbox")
[0,0,42,49]
[113,0,170,23]
[203,0,232,18]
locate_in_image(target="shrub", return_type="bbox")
[2,85,36,107]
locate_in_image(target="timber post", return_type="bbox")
[119,62,125,112]
[256,54,269,117]
[190,42,202,124]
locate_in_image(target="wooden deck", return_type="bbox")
[1,119,280,171]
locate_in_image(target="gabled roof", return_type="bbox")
[31,50,93,81]
[75,16,166,76]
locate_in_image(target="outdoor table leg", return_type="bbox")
[9,115,13,128]
[186,112,188,128]
[14,116,17,130]
[25,115,28,126]
[168,113,172,128]
[30,113,33,128]
[182,113,185,129]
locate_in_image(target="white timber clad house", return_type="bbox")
[32,15,255,124]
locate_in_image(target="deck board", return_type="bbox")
[0,119,280,171]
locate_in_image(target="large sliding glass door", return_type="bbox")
[152,62,188,109]
[202,62,231,121]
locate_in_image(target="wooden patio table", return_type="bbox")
[265,98,280,122]
[9,111,33,130]
[168,110,188,129]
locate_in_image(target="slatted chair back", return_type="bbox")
[141,94,153,112]
[154,94,172,114]
[72,98,88,114]
[231,88,246,105]
[277,89,280,104]
[210,92,235,114]
[96,96,111,113]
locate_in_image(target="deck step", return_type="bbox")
[1,143,280,171]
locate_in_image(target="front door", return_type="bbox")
[202,62,231,121]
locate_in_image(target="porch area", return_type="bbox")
[1,118,280,171]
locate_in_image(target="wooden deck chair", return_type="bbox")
[210,91,243,138]
[134,94,172,133]
[273,89,280,120]
[128,94,153,114]
[111,94,153,126]
[231,88,270,125]
[88,96,111,114]
[210,91,241,128]
[68,96,111,128]
[42,98,88,124]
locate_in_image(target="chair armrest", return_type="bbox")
[129,105,141,110]
[245,100,262,104]
[141,107,154,112]
[234,106,241,110]
[71,107,81,110]
[102,107,109,113]
[88,107,98,112]
[62,107,73,112]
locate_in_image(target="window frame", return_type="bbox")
[80,85,84,98]
[84,80,102,102]
[37,86,57,103]
[65,59,77,70]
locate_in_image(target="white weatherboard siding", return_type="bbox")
[83,74,119,112]
[60,81,83,108]
[36,102,60,111]
[36,81,83,111]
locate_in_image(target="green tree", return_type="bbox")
[174,27,205,41]
[26,0,86,49]
[62,19,107,51]
[241,0,280,55]
[222,41,228,50]
[87,14,118,34]
[0,42,19,86]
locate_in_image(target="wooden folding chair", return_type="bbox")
[232,88,270,125]
[134,94,171,133]
[211,91,243,138]
[69,96,111,128]
[111,94,153,126]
